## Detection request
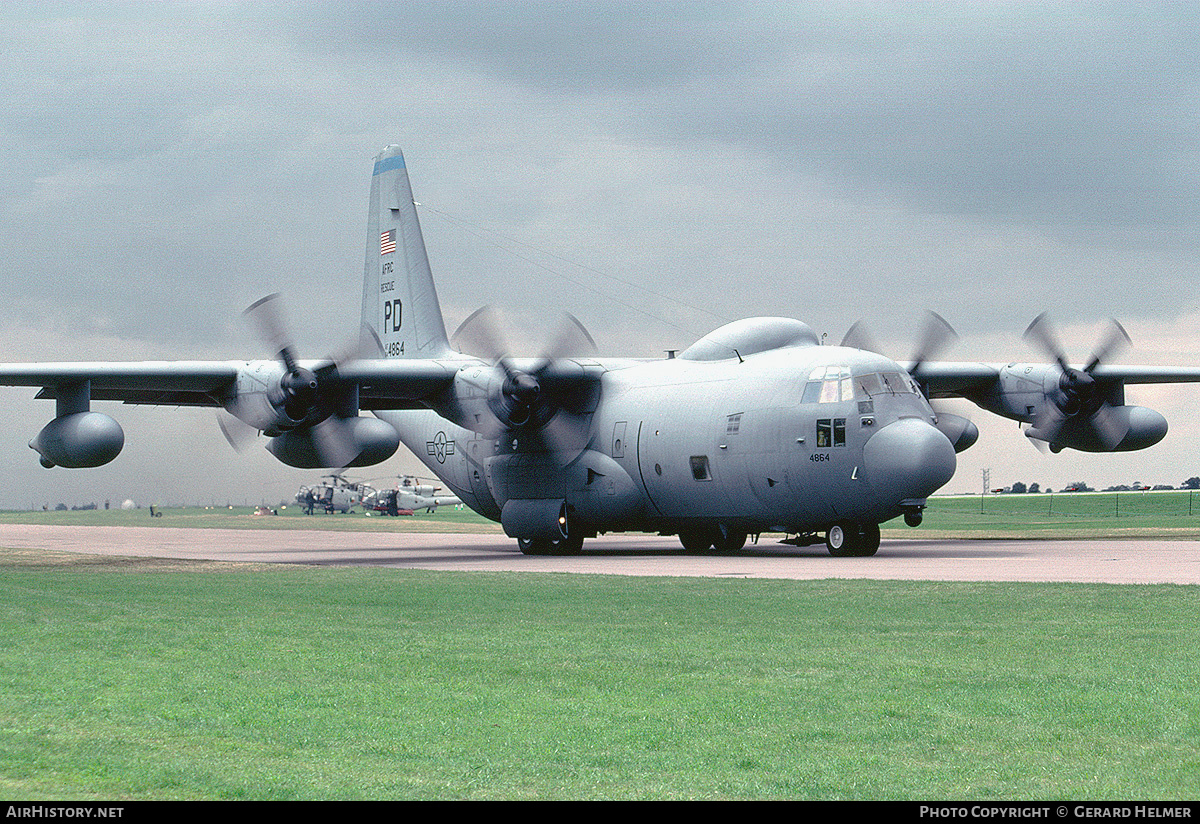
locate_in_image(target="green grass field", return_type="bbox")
[900,489,1200,539]
[1,495,1198,799]
[0,556,1196,800]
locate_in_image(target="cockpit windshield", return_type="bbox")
[801,366,918,403]
[800,366,852,404]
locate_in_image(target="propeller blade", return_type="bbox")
[540,312,597,361]
[910,311,958,377]
[451,305,509,362]
[324,324,384,368]
[538,408,594,464]
[840,320,880,353]
[1084,318,1131,373]
[309,416,363,469]
[1087,404,1129,451]
[1029,403,1068,447]
[244,293,300,371]
[217,412,258,453]
[1023,312,1070,371]
[1023,426,1051,453]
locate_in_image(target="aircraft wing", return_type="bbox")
[0,359,460,408]
[906,359,1200,453]
[911,361,1200,399]
[1089,365,1200,384]
[335,359,461,409]
[0,362,242,406]
[899,361,1002,398]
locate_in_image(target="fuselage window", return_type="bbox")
[726,413,743,435]
[816,418,846,447]
[690,455,712,481]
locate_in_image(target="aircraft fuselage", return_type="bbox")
[380,342,957,544]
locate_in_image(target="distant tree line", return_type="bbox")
[999,477,1200,493]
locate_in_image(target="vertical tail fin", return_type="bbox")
[361,146,453,358]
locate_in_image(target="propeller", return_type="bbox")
[1022,312,1131,451]
[907,311,957,385]
[217,412,258,453]
[230,293,371,468]
[841,311,958,385]
[839,319,880,356]
[841,312,978,452]
[452,306,598,461]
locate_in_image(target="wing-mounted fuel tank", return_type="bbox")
[30,381,124,468]
[30,411,124,468]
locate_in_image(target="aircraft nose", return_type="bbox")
[863,418,957,501]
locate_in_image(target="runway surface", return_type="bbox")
[2,523,1199,583]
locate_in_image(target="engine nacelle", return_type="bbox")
[222,361,302,436]
[266,416,399,468]
[1026,405,1168,453]
[933,412,980,453]
[30,412,125,468]
[1113,406,1170,451]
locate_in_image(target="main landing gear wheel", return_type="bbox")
[678,525,748,554]
[678,529,713,553]
[711,525,747,554]
[825,522,881,557]
[517,535,584,556]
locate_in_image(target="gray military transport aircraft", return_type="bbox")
[4,146,1200,556]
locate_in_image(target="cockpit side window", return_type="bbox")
[816,417,846,447]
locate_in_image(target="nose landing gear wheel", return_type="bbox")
[826,522,881,557]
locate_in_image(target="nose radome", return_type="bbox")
[864,418,957,501]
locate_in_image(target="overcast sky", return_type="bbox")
[2,1,1199,509]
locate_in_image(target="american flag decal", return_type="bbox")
[380,229,396,255]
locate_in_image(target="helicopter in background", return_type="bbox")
[295,474,372,514]
[363,475,463,516]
